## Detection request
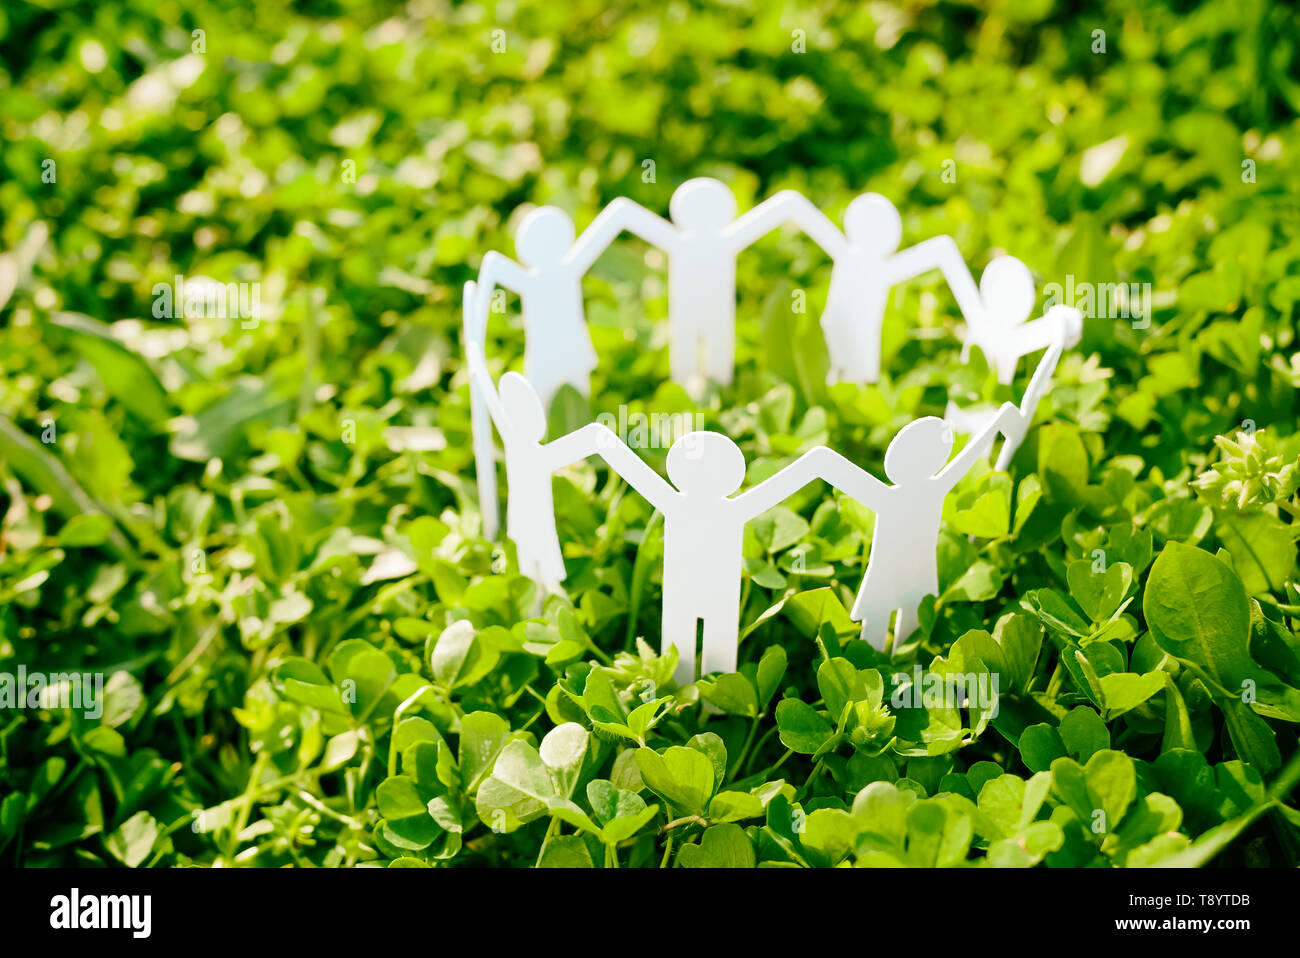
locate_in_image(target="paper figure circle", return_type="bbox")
[466,185,1077,676]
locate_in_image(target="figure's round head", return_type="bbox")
[980,256,1035,324]
[515,206,575,267]
[499,372,547,441]
[884,417,953,484]
[669,178,738,233]
[843,193,902,256]
[666,431,746,497]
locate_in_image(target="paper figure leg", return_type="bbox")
[515,544,539,584]
[893,604,920,649]
[859,329,883,385]
[700,610,739,676]
[993,346,1019,386]
[822,307,882,384]
[860,615,889,652]
[532,519,568,589]
[524,351,591,413]
[513,549,546,614]
[662,607,699,685]
[702,325,735,387]
[670,321,702,394]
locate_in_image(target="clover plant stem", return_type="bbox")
[518,706,545,734]
[1045,660,1065,699]
[799,757,828,799]
[225,751,271,861]
[297,789,365,830]
[729,713,763,783]
[1268,745,1300,801]
[535,816,562,867]
[661,814,708,832]
[743,724,782,777]
[584,640,613,666]
[353,744,374,815]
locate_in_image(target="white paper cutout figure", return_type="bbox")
[588,427,850,683]
[599,180,826,394]
[463,288,609,588]
[793,192,984,385]
[961,256,1083,384]
[945,293,1078,448]
[476,203,632,410]
[811,404,1021,652]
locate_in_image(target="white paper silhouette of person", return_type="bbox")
[961,256,1083,384]
[599,179,826,394]
[476,203,632,410]
[463,307,609,588]
[811,403,1021,652]
[588,427,846,683]
[792,192,984,385]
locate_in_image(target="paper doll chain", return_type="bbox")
[462,180,1082,678]
[467,179,1080,405]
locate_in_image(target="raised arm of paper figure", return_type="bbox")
[463,287,509,426]
[478,250,531,296]
[463,279,487,363]
[539,422,612,472]
[464,276,488,342]
[768,193,846,258]
[937,402,1019,492]
[996,335,1065,472]
[726,191,835,253]
[464,280,503,540]
[589,425,678,512]
[467,347,509,430]
[885,236,984,322]
[732,446,837,521]
[1020,336,1064,416]
[563,199,638,274]
[612,201,681,252]
[802,446,892,508]
[1009,304,1083,356]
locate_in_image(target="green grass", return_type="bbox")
[1,0,1300,867]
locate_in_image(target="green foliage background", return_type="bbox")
[2,0,1300,867]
